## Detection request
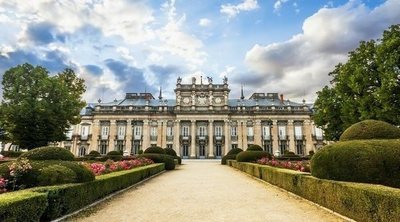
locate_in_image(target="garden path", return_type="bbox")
[70,160,346,222]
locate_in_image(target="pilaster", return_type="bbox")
[208,120,214,158]
[224,120,230,155]
[157,120,163,147]
[174,120,181,156]
[142,119,150,150]
[91,120,100,153]
[254,120,262,146]
[288,120,295,152]
[125,120,132,154]
[109,120,117,151]
[271,120,279,155]
[304,119,313,154]
[190,120,196,158]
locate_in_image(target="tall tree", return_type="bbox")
[0,63,86,149]
[314,24,400,141]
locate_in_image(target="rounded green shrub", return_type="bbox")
[164,148,177,156]
[37,165,77,186]
[174,156,182,165]
[106,150,123,161]
[88,150,101,156]
[19,146,74,161]
[107,151,122,156]
[236,151,272,162]
[57,161,95,182]
[246,144,263,152]
[310,140,400,188]
[221,154,236,165]
[340,120,400,141]
[227,148,243,155]
[140,153,175,170]
[0,151,24,158]
[144,146,165,154]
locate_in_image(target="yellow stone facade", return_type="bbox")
[61,77,324,158]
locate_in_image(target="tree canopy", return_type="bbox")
[313,24,400,141]
[0,63,86,149]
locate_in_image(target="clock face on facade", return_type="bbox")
[215,97,222,104]
[183,97,190,104]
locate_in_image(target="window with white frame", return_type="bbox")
[117,125,126,140]
[315,126,323,140]
[167,126,173,136]
[99,140,108,155]
[231,126,237,136]
[78,146,86,157]
[262,126,270,139]
[101,125,109,139]
[198,126,207,136]
[215,126,222,136]
[133,126,142,138]
[247,127,254,136]
[278,125,286,139]
[294,125,303,140]
[66,127,73,140]
[182,126,189,136]
[81,125,89,139]
[150,127,157,136]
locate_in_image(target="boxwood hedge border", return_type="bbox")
[0,163,164,221]
[227,160,400,222]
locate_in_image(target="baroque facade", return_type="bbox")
[61,77,324,158]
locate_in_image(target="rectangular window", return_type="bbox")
[81,125,89,140]
[296,141,304,155]
[231,126,237,136]
[66,127,73,140]
[263,141,272,154]
[198,126,207,136]
[215,126,222,136]
[117,125,126,140]
[315,127,323,140]
[182,126,189,136]
[247,127,254,136]
[101,126,109,140]
[294,126,303,140]
[116,140,124,152]
[167,127,173,136]
[278,126,286,139]
[150,127,157,136]
[99,140,108,155]
[262,126,270,137]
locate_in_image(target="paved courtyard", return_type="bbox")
[69,160,346,222]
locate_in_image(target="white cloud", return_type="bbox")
[274,0,290,13]
[243,0,400,101]
[199,18,211,27]
[220,0,259,18]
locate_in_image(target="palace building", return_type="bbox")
[61,77,324,158]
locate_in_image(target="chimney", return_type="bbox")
[280,94,284,103]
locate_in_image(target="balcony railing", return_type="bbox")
[180,135,190,140]
[262,135,271,140]
[150,136,158,141]
[295,135,305,140]
[196,135,207,140]
[231,135,238,141]
[166,135,174,141]
[133,135,142,140]
[279,135,288,141]
[214,135,223,140]
[117,135,125,140]
[101,135,109,140]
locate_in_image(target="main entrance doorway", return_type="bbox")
[216,144,222,158]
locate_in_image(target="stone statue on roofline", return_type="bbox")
[223,76,228,84]
[177,76,182,84]
[192,77,196,84]
[207,76,213,84]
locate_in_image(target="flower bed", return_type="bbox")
[81,158,154,176]
[256,157,310,172]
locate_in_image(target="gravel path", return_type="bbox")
[69,160,346,222]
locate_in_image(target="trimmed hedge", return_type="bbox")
[221,154,236,165]
[174,156,182,165]
[33,163,164,221]
[0,190,48,222]
[106,150,123,161]
[311,140,400,188]
[19,146,74,161]
[228,161,400,222]
[226,148,243,155]
[107,151,122,156]
[164,148,177,157]
[0,151,24,158]
[37,165,76,186]
[88,150,101,156]
[140,153,175,170]
[340,120,400,141]
[236,151,272,163]
[246,144,263,151]
[144,146,165,154]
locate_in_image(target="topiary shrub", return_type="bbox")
[236,151,272,163]
[19,147,74,161]
[58,161,95,182]
[37,165,77,186]
[340,120,400,141]
[0,151,24,158]
[144,146,165,154]
[106,151,123,161]
[311,140,400,188]
[174,156,182,165]
[164,148,177,156]
[246,144,263,152]
[227,148,243,155]
[221,154,237,165]
[107,151,122,156]
[140,153,175,170]
[88,150,101,156]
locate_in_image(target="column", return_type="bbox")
[142,120,150,150]
[208,120,214,158]
[288,120,295,152]
[271,120,279,155]
[254,120,262,146]
[109,120,117,151]
[304,119,313,154]
[125,120,132,155]
[90,120,100,153]
[242,121,248,149]
[237,120,243,149]
[190,120,196,158]
[173,120,181,156]
[224,120,230,155]
[157,120,163,147]
[161,121,167,148]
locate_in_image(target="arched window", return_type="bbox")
[79,146,87,157]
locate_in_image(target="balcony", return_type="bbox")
[295,135,305,140]
[247,135,254,142]
[262,135,271,140]
[231,135,238,141]
[116,135,125,140]
[279,135,288,141]
[133,135,142,140]
[196,135,207,140]
[150,136,158,141]
[214,135,224,141]
[100,135,109,140]
[180,135,190,140]
[166,135,174,141]
[81,134,89,140]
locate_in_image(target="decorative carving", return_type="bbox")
[223,76,228,84]
[177,76,182,84]
[192,77,196,84]
[207,76,213,84]
[215,97,222,104]
[183,97,190,104]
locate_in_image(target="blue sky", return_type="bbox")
[0,0,398,103]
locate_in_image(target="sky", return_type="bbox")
[0,0,399,103]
